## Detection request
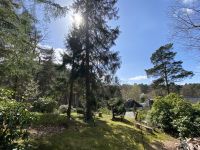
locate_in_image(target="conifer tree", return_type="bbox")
[62,26,84,119]
[72,0,121,121]
[146,43,193,94]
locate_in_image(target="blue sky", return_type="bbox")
[38,0,200,85]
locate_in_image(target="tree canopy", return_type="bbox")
[146,43,193,94]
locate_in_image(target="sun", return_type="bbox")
[71,13,83,26]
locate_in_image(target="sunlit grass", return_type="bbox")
[30,113,173,150]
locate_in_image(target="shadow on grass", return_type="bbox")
[30,115,166,150]
[111,117,135,126]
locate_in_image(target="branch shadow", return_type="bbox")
[30,116,166,150]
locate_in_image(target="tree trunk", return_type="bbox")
[67,52,75,119]
[67,79,74,120]
[166,82,170,95]
[163,63,170,95]
[112,108,115,120]
[13,76,18,100]
[85,0,93,122]
[164,74,170,94]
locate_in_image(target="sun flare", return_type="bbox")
[71,13,83,26]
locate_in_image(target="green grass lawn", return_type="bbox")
[30,113,174,150]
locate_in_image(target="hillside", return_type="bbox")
[30,113,177,150]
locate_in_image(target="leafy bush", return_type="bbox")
[32,97,58,113]
[0,98,33,149]
[108,98,126,119]
[137,109,149,121]
[0,88,14,100]
[23,79,40,102]
[148,93,200,138]
[59,105,68,114]
[98,107,111,115]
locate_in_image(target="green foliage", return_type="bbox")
[71,0,121,121]
[108,98,126,119]
[148,93,200,138]
[59,105,68,114]
[23,79,40,102]
[98,107,111,115]
[0,0,67,100]
[0,88,14,100]
[32,97,58,113]
[146,43,193,94]
[0,97,33,149]
[32,113,68,127]
[137,109,149,121]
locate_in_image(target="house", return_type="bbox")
[124,99,143,111]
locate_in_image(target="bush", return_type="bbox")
[32,97,58,113]
[148,93,200,138]
[0,88,14,101]
[137,109,149,121]
[0,97,33,149]
[108,98,126,120]
[59,105,68,114]
[98,107,111,115]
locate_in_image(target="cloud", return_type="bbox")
[37,43,65,64]
[128,75,147,81]
[181,8,194,15]
[182,0,196,4]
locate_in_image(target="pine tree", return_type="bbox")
[146,43,194,94]
[72,0,121,121]
[38,48,56,96]
[62,26,84,119]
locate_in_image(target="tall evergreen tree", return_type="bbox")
[62,26,84,119]
[146,43,193,94]
[72,0,121,121]
[37,48,56,96]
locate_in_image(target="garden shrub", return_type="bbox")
[148,93,200,138]
[98,107,111,115]
[108,98,126,120]
[32,97,58,113]
[0,96,33,149]
[0,88,14,100]
[59,105,68,114]
[137,109,149,122]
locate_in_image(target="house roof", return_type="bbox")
[124,99,143,108]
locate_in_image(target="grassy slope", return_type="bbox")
[30,113,174,150]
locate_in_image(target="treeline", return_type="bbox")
[120,83,200,102]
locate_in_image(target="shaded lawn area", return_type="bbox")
[30,113,173,150]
